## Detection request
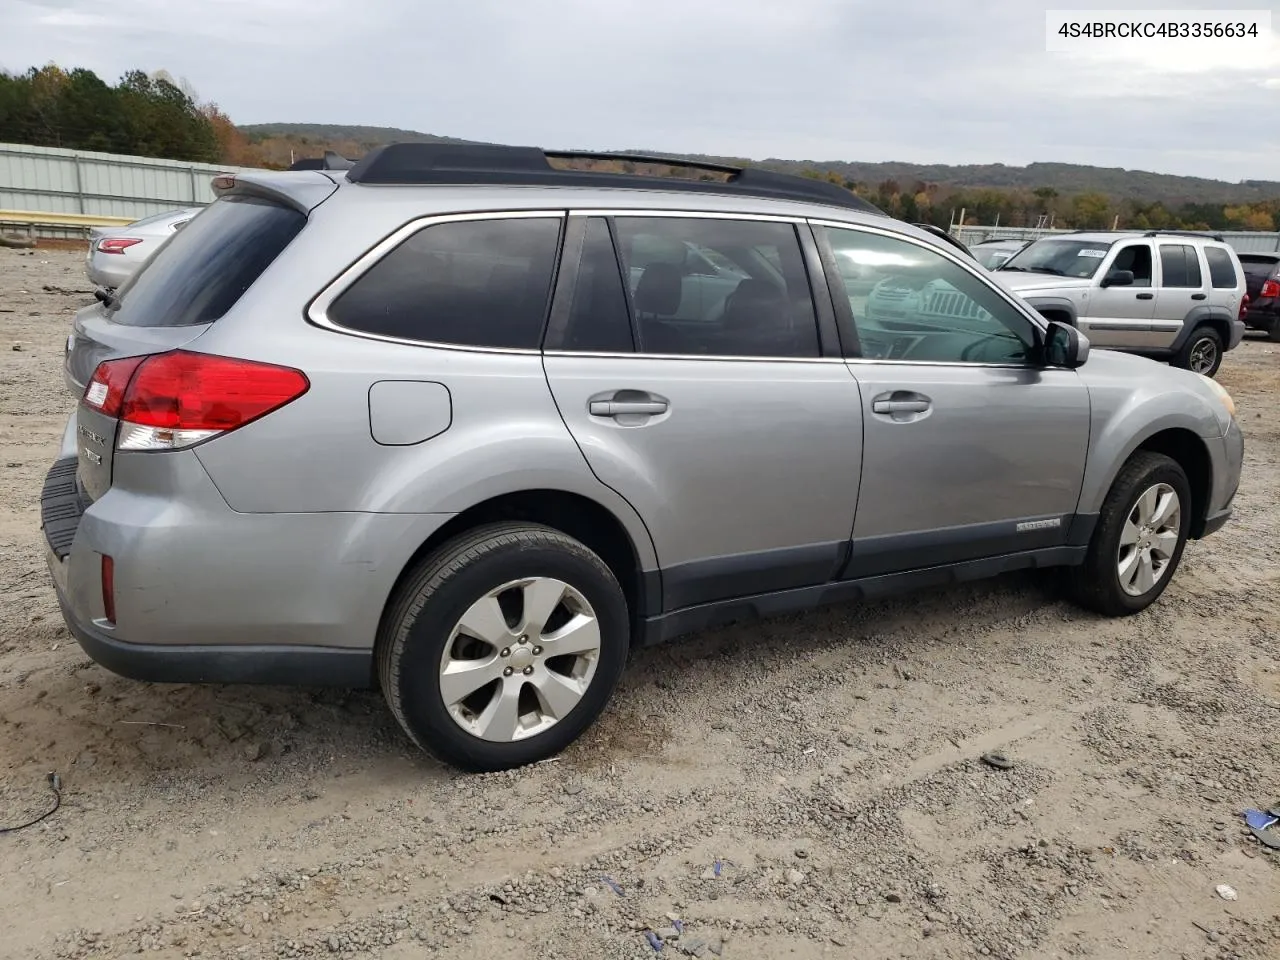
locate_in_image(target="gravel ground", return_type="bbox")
[1,247,1278,960]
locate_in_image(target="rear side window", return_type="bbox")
[327,217,562,349]
[1204,246,1240,289]
[1159,244,1202,288]
[109,196,305,328]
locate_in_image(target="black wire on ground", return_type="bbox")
[0,773,62,834]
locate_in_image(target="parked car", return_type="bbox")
[970,238,1030,270]
[43,145,1243,772]
[989,231,1247,377]
[1237,253,1280,341]
[85,207,203,290]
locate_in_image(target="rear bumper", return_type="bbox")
[51,575,373,686]
[40,447,451,687]
[85,255,133,290]
[1226,319,1246,350]
[1243,303,1279,331]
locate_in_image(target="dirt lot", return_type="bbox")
[1,246,1278,960]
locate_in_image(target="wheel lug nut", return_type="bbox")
[500,647,510,657]
[523,666,534,676]
[503,666,514,677]
[519,634,529,643]
[532,646,543,655]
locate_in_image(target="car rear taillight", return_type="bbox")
[1239,295,1250,321]
[82,351,309,451]
[97,237,143,254]
[1261,279,1280,299]
[83,355,147,416]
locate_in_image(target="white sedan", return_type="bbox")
[85,207,203,290]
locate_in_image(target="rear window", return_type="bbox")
[326,217,563,349]
[107,196,305,328]
[1203,246,1240,289]
[1240,256,1280,280]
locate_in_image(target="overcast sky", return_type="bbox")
[3,0,1278,182]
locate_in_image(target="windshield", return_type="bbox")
[972,247,1016,269]
[1000,239,1115,278]
[1239,256,1279,281]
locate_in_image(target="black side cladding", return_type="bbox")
[344,143,886,216]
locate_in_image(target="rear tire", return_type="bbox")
[377,523,630,772]
[1268,322,1280,343]
[1174,326,1223,377]
[1066,452,1191,617]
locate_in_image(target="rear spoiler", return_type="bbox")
[211,171,340,214]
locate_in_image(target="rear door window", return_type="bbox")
[1204,246,1241,289]
[326,216,563,349]
[108,196,305,328]
[1158,244,1202,288]
[612,216,820,358]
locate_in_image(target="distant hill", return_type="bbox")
[236,123,1280,208]
[238,123,477,147]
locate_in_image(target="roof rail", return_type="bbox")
[288,150,356,172]
[343,143,884,215]
[1142,229,1225,241]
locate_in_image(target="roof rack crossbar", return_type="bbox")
[342,143,883,215]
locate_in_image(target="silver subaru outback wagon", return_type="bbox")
[42,144,1244,771]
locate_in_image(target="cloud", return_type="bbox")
[2,0,1278,182]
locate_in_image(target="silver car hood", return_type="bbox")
[991,271,1093,296]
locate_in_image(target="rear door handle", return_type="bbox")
[872,399,930,414]
[1191,293,1207,300]
[1136,293,1154,300]
[589,399,668,417]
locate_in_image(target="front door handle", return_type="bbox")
[1191,293,1207,300]
[871,390,932,420]
[872,399,930,414]
[1136,292,1154,300]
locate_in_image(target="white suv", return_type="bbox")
[989,231,1247,377]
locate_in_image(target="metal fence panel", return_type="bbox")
[0,141,268,222]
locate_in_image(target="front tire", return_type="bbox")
[1067,452,1191,617]
[1174,326,1223,377]
[377,523,630,771]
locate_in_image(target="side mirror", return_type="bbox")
[1101,269,1134,288]
[1043,320,1090,368]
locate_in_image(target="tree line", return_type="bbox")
[1,64,1276,232]
[798,172,1277,232]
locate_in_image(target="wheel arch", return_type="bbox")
[378,489,659,651]
[1134,428,1213,538]
[1024,296,1078,326]
[1172,306,1234,354]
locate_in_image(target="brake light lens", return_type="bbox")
[1239,294,1249,322]
[1261,280,1280,299]
[97,237,143,254]
[82,351,309,451]
[83,355,146,416]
